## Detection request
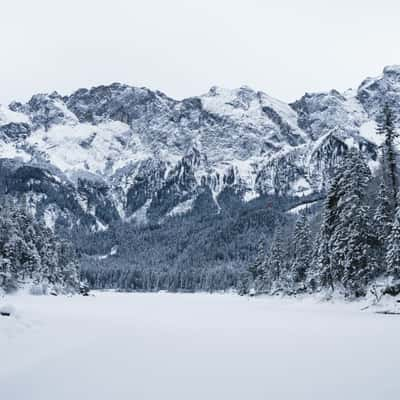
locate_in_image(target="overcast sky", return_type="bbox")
[0,0,399,105]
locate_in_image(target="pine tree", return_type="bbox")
[0,257,15,293]
[371,180,394,275]
[290,212,312,290]
[313,172,343,291]
[340,151,373,295]
[264,227,286,292]
[342,203,371,295]
[307,229,325,291]
[248,240,265,281]
[386,211,400,281]
[374,181,394,244]
[248,240,268,293]
[377,104,399,206]
[57,239,81,289]
[313,149,373,295]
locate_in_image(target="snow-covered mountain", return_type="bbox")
[0,66,398,231]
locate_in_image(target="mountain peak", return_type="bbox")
[383,64,400,76]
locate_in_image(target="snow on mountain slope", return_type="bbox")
[0,141,30,162]
[26,120,150,177]
[201,86,307,145]
[0,105,30,126]
[0,66,398,230]
[0,105,32,160]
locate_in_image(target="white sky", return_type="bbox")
[0,0,399,105]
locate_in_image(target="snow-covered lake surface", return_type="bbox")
[1,292,399,400]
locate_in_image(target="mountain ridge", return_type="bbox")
[0,65,398,232]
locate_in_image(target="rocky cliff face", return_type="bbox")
[0,66,397,232]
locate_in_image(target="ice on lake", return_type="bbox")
[1,292,399,400]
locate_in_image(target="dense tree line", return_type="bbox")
[0,197,81,294]
[81,261,239,292]
[78,193,310,291]
[248,106,400,298]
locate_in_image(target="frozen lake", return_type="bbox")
[1,292,399,400]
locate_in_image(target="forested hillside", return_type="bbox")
[79,193,296,291]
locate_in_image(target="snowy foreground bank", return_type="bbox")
[1,292,400,400]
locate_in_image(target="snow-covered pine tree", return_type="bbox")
[386,210,400,281]
[313,149,373,296]
[265,227,286,293]
[248,240,265,281]
[290,211,312,291]
[312,171,343,291]
[377,104,399,206]
[248,239,267,293]
[57,239,81,290]
[372,180,394,275]
[374,181,394,244]
[340,150,373,295]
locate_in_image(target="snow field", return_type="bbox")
[1,292,399,400]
